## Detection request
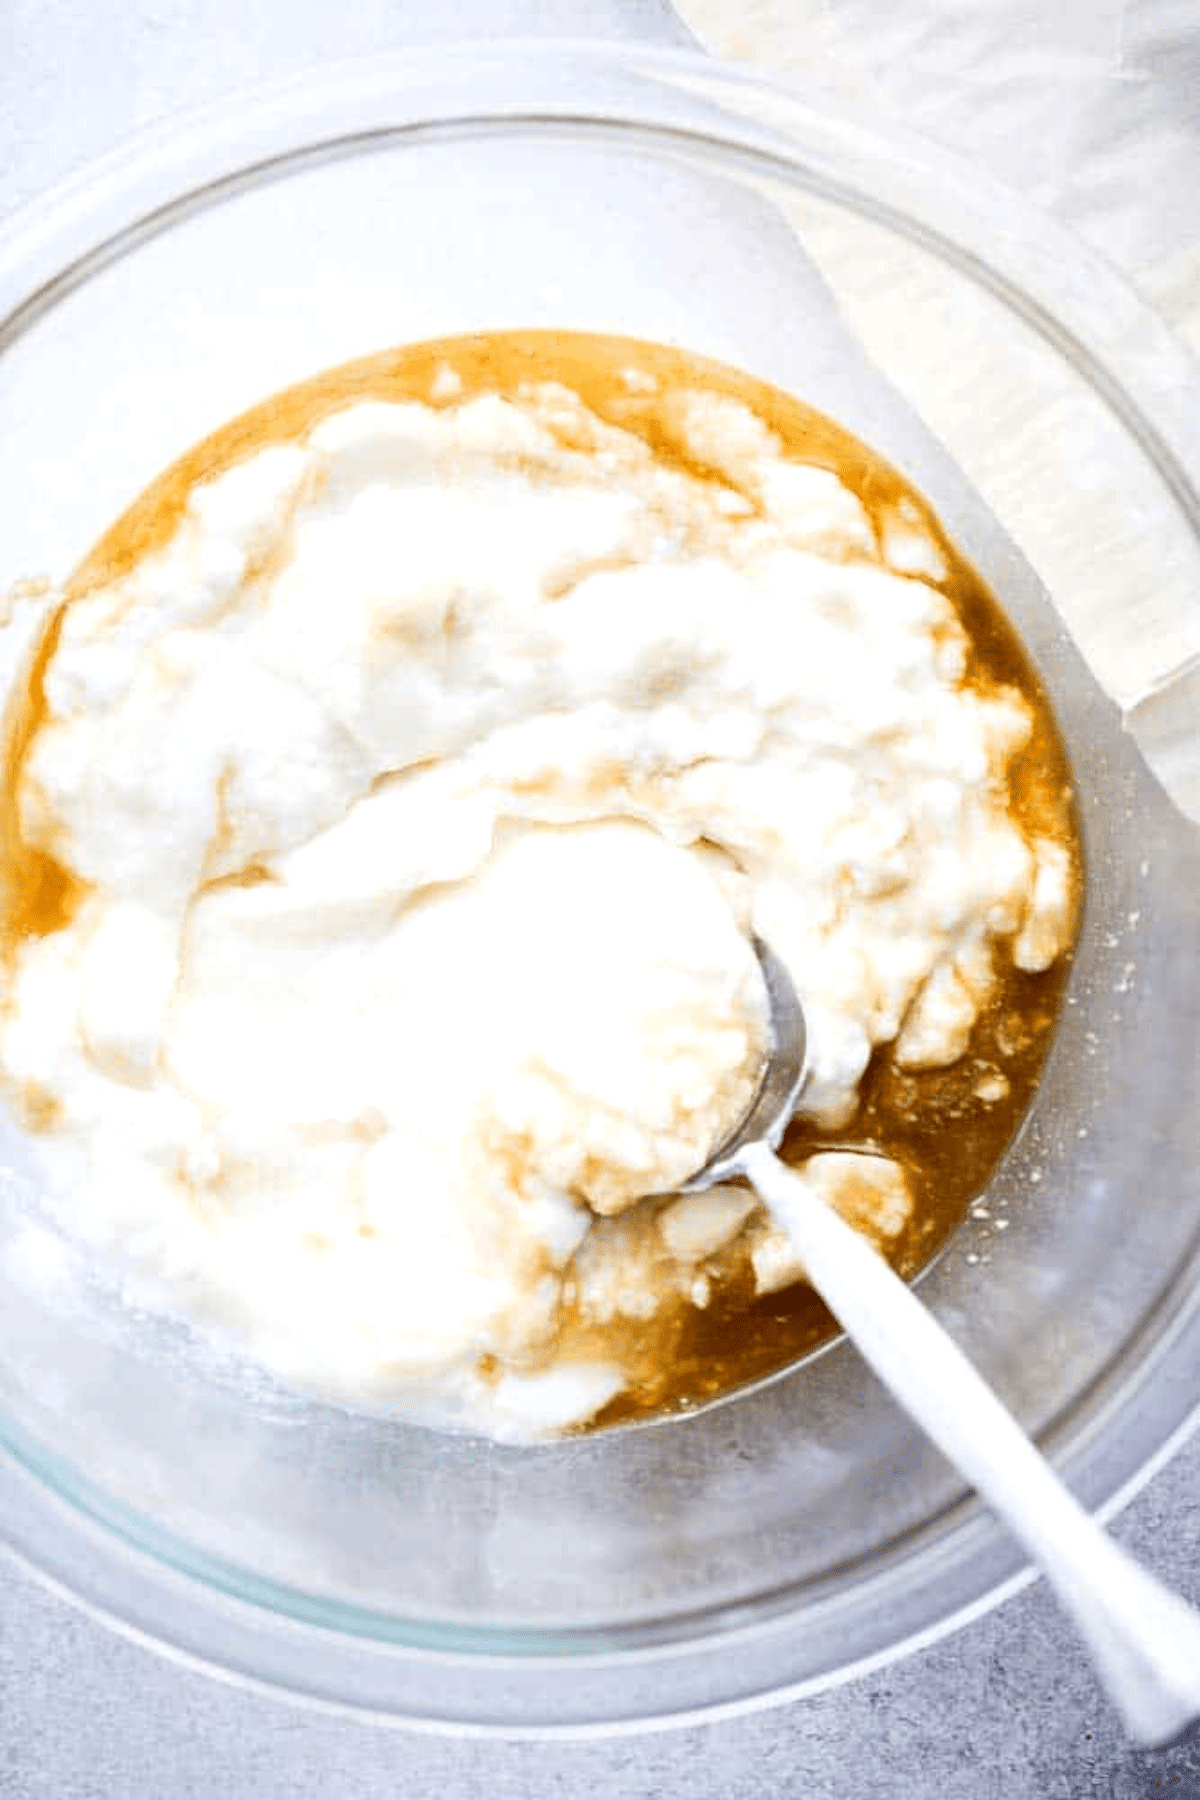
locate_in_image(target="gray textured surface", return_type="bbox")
[1,1488,1199,1797]
[1,1,1198,1794]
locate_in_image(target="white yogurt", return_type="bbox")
[0,379,1074,1437]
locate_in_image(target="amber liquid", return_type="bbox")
[1,331,1081,1429]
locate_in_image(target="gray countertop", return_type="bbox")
[1,1467,1197,1797]
[1,2,1198,1794]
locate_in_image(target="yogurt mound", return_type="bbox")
[0,379,1075,1438]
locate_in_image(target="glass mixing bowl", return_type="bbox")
[0,39,1197,1733]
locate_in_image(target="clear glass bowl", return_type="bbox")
[0,39,1197,1733]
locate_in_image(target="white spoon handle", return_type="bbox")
[741,1141,1200,1747]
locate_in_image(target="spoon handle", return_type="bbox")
[741,1141,1200,1747]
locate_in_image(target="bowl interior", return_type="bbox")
[0,44,1197,1724]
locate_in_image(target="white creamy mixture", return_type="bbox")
[0,377,1074,1437]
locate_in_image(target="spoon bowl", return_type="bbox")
[681,936,808,1192]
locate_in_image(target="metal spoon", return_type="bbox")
[686,937,1200,1748]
